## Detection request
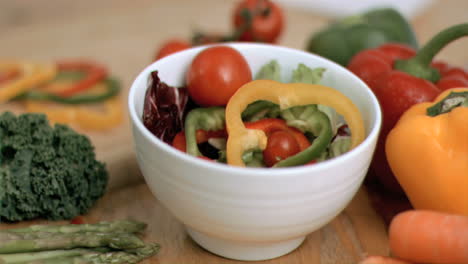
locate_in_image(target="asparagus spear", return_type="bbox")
[0,232,145,254]
[1,220,147,235]
[0,248,103,263]
[0,243,160,264]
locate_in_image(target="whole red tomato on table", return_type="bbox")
[155,39,191,61]
[232,0,284,43]
[186,45,252,106]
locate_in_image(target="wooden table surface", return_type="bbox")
[0,0,467,263]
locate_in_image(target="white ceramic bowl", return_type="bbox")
[128,43,381,261]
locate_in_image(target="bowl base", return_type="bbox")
[186,227,305,261]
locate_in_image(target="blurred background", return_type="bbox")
[1,0,466,81]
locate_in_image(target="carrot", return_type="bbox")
[389,210,468,264]
[359,255,413,264]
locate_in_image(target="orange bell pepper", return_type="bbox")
[386,87,468,215]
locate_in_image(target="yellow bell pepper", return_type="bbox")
[0,62,56,103]
[386,87,468,215]
[225,80,365,167]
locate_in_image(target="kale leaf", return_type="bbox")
[0,112,108,222]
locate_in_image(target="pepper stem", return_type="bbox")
[426,91,468,117]
[394,23,468,83]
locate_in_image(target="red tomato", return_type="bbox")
[263,130,301,167]
[172,131,187,152]
[186,45,252,106]
[233,0,284,43]
[155,39,191,61]
[172,129,227,153]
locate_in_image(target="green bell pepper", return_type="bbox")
[306,8,418,66]
[184,107,225,157]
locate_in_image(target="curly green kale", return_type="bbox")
[0,112,108,222]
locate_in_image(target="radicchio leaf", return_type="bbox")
[142,71,192,144]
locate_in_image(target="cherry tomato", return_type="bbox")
[233,0,284,43]
[263,130,301,167]
[155,39,191,61]
[186,45,252,106]
[172,129,227,153]
[172,131,187,152]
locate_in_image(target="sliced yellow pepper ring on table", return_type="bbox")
[75,95,124,130]
[24,95,123,131]
[0,62,56,103]
[225,80,366,167]
[24,101,78,125]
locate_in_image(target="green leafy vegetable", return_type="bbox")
[291,63,325,84]
[254,60,281,82]
[328,136,352,158]
[0,112,108,222]
[289,63,340,135]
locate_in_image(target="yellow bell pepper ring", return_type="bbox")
[225,80,366,167]
[75,95,124,130]
[0,62,56,103]
[385,87,468,215]
[24,95,124,131]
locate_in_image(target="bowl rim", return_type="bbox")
[128,42,382,177]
